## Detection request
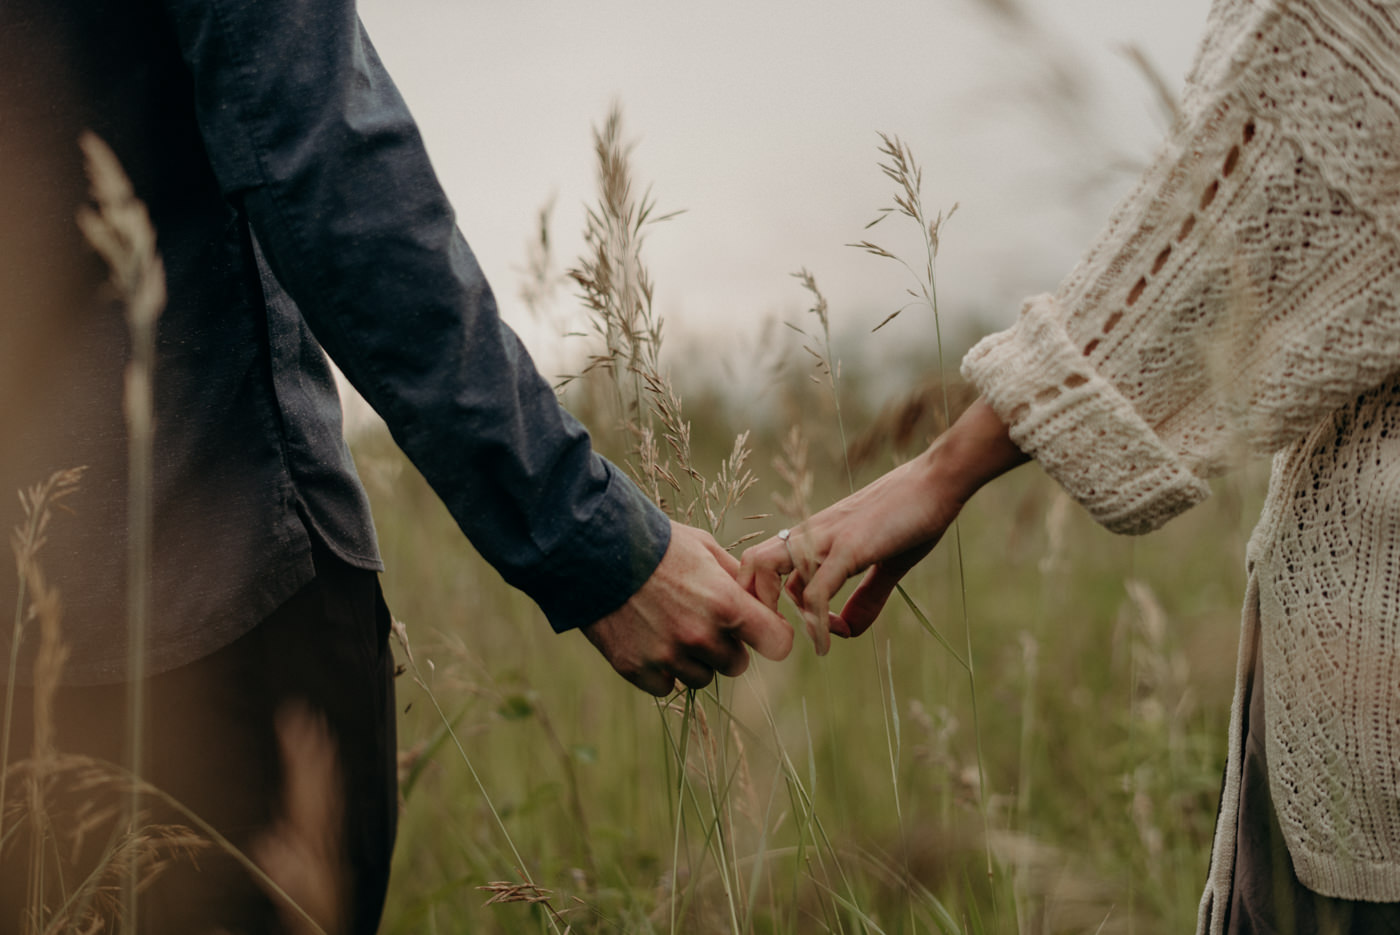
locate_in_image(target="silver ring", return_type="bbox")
[778,528,794,564]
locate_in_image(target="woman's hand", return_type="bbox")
[738,398,1028,653]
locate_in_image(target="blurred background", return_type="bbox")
[358,0,1212,379]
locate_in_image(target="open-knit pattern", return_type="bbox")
[961,1,1400,930]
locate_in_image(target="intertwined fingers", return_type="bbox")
[741,526,838,655]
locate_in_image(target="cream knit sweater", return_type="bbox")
[961,0,1400,930]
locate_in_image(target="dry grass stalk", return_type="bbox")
[565,106,757,542]
[784,269,852,648]
[461,671,602,889]
[704,433,758,541]
[36,787,205,935]
[1037,489,1075,578]
[1120,578,1195,878]
[851,133,958,341]
[479,880,557,906]
[786,269,835,384]
[27,565,66,771]
[667,695,720,787]
[3,468,86,840]
[657,693,755,928]
[250,702,348,935]
[1119,43,1182,127]
[518,196,568,328]
[9,469,87,582]
[77,130,166,932]
[727,722,761,833]
[3,473,208,934]
[23,550,67,931]
[639,368,696,521]
[478,880,587,932]
[851,131,1001,890]
[563,107,672,400]
[388,619,567,935]
[3,754,216,935]
[23,557,64,933]
[76,133,166,340]
[2,467,86,924]
[1123,577,1194,743]
[786,270,851,492]
[768,424,831,649]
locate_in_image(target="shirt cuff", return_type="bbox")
[961,294,1211,534]
[515,462,672,633]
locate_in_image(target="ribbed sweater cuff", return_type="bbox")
[961,293,1211,534]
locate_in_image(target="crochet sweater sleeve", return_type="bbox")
[962,0,1400,534]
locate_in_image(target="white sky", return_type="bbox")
[356,0,1214,378]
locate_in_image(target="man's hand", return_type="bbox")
[580,522,794,696]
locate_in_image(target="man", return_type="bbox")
[0,0,792,931]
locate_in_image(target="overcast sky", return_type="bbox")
[356,0,1214,377]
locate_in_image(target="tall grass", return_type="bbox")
[374,420,1249,934]
[852,134,997,919]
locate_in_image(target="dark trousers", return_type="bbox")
[0,545,398,935]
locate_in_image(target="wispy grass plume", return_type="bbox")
[2,467,85,857]
[77,129,166,933]
[565,107,759,543]
[852,133,997,909]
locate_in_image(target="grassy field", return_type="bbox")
[366,378,1266,935]
[364,116,1270,932]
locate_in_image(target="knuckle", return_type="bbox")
[740,541,769,563]
[681,669,715,690]
[718,648,751,678]
[636,675,670,697]
[657,646,688,671]
[673,626,709,654]
[711,593,742,622]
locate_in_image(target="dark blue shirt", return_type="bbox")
[0,0,670,683]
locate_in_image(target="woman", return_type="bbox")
[740,1,1400,931]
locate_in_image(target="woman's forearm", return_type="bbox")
[923,397,1031,508]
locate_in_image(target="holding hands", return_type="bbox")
[581,522,794,695]
[739,399,1028,653]
[582,400,1025,694]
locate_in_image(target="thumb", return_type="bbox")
[836,565,902,638]
[835,542,932,638]
[729,588,794,662]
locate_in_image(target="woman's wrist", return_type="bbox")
[923,397,1030,506]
